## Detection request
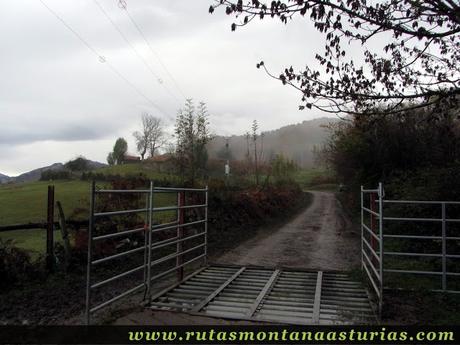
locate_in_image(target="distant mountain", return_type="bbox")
[2,159,107,184]
[13,163,65,183]
[208,117,339,168]
[0,173,10,184]
[85,160,107,170]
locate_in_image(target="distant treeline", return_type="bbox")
[207,117,337,168]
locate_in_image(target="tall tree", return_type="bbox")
[252,120,260,185]
[107,152,115,166]
[175,99,213,183]
[133,114,165,160]
[112,137,128,165]
[210,0,460,116]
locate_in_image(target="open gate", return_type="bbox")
[361,182,460,317]
[86,182,375,325]
[85,182,208,324]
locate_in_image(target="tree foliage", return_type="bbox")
[108,137,128,165]
[174,99,213,183]
[270,153,299,183]
[210,0,460,115]
[107,152,115,166]
[322,111,460,190]
[132,114,166,160]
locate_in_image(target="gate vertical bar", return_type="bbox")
[176,191,185,281]
[360,185,364,270]
[204,185,209,266]
[85,180,96,325]
[370,192,377,267]
[142,192,149,292]
[146,181,154,300]
[378,182,384,317]
[442,202,447,291]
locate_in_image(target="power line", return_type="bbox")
[38,0,171,119]
[92,0,182,106]
[118,0,187,100]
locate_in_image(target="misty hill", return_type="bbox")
[3,159,107,184]
[0,173,10,184]
[208,117,339,168]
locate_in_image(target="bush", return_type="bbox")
[40,170,72,181]
[0,239,42,290]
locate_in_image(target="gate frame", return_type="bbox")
[360,183,384,316]
[361,182,460,317]
[85,181,208,325]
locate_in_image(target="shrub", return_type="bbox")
[0,239,42,290]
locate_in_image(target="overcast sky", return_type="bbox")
[0,0,334,176]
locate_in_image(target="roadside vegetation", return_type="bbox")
[321,110,460,323]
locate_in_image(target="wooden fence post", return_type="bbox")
[46,185,55,272]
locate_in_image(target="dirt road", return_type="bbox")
[215,191,360,271]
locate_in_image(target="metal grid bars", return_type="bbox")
[361,182,460,319]
[149,265,375,325]
[360,183,384,316]
[85,182,208,324]
[382,199,460,293]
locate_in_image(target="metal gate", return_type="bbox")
[86,182,376,325]
[85,182,208,324]
[361,183,460,315]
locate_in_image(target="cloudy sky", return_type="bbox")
[0,0,333,176]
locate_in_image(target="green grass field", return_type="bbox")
[0,180,90,225]
[293,168,337,190]
[0,176,177,254]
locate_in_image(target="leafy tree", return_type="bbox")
[270,153,299,183]
[322,110,460,191]
[210,0,460,116]
[107,152,115,166]
[175,99,213,183]
[133,114,166,160]
[252,120,260,185]
[109,137,128,165]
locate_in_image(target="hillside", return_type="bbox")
[2,160,107,184]
[207,117,338,168]
[0,173,10,184]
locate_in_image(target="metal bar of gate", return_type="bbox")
[376,187,460,295]
[442,202,447,291]
[360,184,384,318]
[378,182,384,316]
[146,181,154,300]
[204,185,208,266]
[85,180,95,325]
[86,183,209,324]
